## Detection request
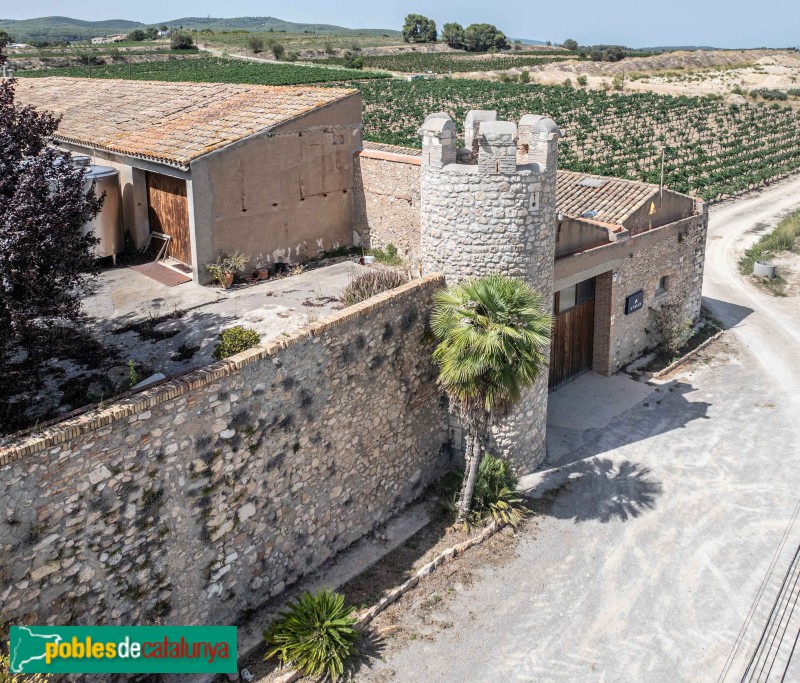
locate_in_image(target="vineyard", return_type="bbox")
[354,79,800,200]
[19,57,389,85]
[313,51,576,73]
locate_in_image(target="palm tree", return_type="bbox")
[430,274,552,519]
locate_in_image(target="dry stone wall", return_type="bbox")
[0,276,449,628]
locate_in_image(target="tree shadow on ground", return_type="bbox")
[529,458,662,524]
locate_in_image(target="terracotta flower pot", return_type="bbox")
[220,272,235,289]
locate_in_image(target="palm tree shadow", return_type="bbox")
[529,458,662,524]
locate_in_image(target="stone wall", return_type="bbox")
[0,276,449,628]
[352,147,421,262]
[610,206,708,370]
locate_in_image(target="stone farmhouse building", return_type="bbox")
[14,77,363,283]
[14,77,707,467]
[0,78,709,632]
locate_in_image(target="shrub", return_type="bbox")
[341,50,364,69]
[170,32,194,50]
[470,455,526,526]
[248,35,264,53]
[205,251,249,284]
[649,302,692,357]
[444,455,526,527]
[750,88,788,101]
[340,267,408,307]
[739,208,800,276]
[129,29,146,42]
[577,74,588,86]
[370,243,402,265]
[271,42,285,60]
[263,589,358,681]
[519,70,530,84]
[212,326,260,360]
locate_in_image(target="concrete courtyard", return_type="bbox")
[357,176,800,682]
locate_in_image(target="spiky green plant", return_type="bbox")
[430,275,551,519]
[263,589,359,680]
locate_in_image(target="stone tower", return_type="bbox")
[419,110,562,472]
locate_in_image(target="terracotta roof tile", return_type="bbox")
[352,143,671,228]
[14,77,357,170]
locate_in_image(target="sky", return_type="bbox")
[2,0,799,49]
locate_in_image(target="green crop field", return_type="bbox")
[18,57,390,85]
[16,58,800,201]
[354,79,800,201]
[313,51,576,73]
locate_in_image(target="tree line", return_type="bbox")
[401,14,509,52]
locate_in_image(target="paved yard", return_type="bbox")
[357,177,800,682]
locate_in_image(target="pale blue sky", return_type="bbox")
[3,0,799,49]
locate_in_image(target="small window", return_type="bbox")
[577,278,595,305]
[520,143,530,155]
[557,286,576,312]
[656,275,669,295]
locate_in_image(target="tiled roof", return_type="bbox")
[556,170,659,227]
[14,77,358,170]
[361,142,662,227]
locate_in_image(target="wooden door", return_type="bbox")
[549,299,595,390]
[146,172,192,265]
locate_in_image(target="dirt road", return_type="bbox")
[703,175,800,394]
[356,178,800,682]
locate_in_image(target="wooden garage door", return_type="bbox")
[549,278,596,390]
[146,172,192,265]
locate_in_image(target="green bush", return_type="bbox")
[739,209,800,276]
[264,589,358,680]
[212,326,260,360]
[470,455,526,526]
[170,32,195,50]
[444,455,526,527]
[340,267,408,307]
[369,243,402,265]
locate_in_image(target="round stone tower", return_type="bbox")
[419,110,562,472]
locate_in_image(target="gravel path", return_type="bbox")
[356,177,800,682]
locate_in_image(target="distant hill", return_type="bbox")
[637,45,720,52]
[163,16,401,37]
[0,15,400,42]
[510,38,548,46]
[0,16,143,42]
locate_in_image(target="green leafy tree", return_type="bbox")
[431,275,551,518]
[170,32,194,50]
[144,27,159,40]
[248,35,264,53]
[128,29,146,41]
[0,79,102,363]
[402,14,437,43]
[563,38,578,51]
[441,22,464,49]
[0,31,13,63]
[463,23,508,52]
[271,42,285,60]
[342,50,364,69]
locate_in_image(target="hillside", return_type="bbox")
[0,16,143,42]
[0,15,400,42]
[163,16,400,36]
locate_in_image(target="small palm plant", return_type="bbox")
[263,589,359,681]
[430,274,551,520]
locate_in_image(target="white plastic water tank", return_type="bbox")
[83,164,123,263]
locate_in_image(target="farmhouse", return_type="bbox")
[0,80,709,632]
[12,77,707,460]
[13,77,362,283]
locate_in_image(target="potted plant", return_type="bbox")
[205,252,249,289]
